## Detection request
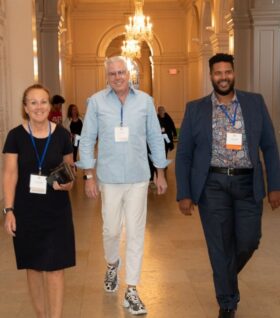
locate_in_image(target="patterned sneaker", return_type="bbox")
[123,287,147,315]
[104,259,121,292]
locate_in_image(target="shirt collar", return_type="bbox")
[105,82,137,96]
[211,90,238,108]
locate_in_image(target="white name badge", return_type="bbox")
[74,134,81,146]
[226,132,242,150]
[162,133,171,143]
[115,126,129,142]
[30,174,47,194]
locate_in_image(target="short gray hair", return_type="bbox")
[104,56,128,73]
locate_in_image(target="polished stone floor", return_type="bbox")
[1,151,280,318]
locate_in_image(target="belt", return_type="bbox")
[209,166,253,176]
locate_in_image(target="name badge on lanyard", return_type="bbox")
[219,103,242,150]
[30,174,47,194]
[226,132,242,150]
[115,126,129,142]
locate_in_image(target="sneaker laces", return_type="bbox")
[126,288,144,307]
[105,264,117,281]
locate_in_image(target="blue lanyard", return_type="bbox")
[219,102,238,127]
[28,121,51,175]
[120,106,124,127]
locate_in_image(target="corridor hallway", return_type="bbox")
[1,150,280,318]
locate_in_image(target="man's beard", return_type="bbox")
[212,79,235,96]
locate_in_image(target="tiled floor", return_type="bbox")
[1,151,280,317]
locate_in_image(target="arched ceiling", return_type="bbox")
[73,0,187,3]
[64,0,191,10]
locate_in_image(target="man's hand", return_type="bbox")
[178,198,194,216]
[85,178,99,199]
[154,168,167,195]
[268,191,280,210]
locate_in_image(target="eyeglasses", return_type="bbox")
[108,70,127,78]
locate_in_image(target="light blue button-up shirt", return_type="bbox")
[77,85,167,184]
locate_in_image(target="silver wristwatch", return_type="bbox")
[2,207,14,215]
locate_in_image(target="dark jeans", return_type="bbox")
[198,172,262,310]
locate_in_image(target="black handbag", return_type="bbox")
[47,162,75,186]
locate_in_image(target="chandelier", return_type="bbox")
[121,0,153,59]
[125,0,153,42]
[121,39,141,60]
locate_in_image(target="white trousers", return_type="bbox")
[99,181,149,286]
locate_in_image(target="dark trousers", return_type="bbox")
[198,172,262,310]
[73,145,78,162]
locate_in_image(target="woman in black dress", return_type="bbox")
[2,84,75,318]
[64,104,83,162]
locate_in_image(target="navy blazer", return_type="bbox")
[176,90,280,204]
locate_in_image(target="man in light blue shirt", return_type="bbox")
[78,56,167,315]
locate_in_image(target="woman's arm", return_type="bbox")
[3,153,18,236]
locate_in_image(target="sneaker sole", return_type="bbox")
[104,282,119,293]
[123,299,147,315]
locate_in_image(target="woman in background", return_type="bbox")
[2,84,76,318]
[64,104,83,162]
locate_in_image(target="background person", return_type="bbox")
[2,84,76,318]
[175,53,280,318]
[49,94,65,125]
[157,105,177,157]
[77,56,167,315]
[64,104,83,162]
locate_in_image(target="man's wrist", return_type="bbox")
[83,174,93,180]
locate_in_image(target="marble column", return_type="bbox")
[250,5,280,145]
[209,32,229,54]
[227,7,252,91]
[232,0,280,146]
[36,0,61,96]
[198,44,213,96]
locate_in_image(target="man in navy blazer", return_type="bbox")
[176,53,280,318]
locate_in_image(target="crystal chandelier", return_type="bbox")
[125,0,153,42]
[121,0,153,59]
[121,38,141,60]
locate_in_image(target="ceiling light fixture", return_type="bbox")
[121,0,153,60]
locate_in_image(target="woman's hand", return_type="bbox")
[52,181,73,191]
[4,212,16,237]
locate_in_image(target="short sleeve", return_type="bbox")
[2,128,19,154]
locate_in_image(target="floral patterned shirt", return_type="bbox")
[210,92,252,168]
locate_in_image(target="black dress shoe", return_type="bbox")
[218,308,235,318]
